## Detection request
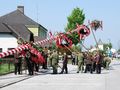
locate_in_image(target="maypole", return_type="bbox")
[91,27,98,47]
[55,24,90,52]
[88,20,103,48]
[0,24,90,59]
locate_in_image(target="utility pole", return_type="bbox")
[36,3,39,23]
[118,40,120,50]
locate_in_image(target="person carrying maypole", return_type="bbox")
[59,52,68,74]
[76,51,84,73]
[51,50,59,74]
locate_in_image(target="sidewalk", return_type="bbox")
[0,72,32,88]
[0,66,59,88]
[0,60,73,88]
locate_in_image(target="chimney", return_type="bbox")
[17,6,24,14]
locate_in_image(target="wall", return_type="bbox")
[39,26,47,39]
[28,27,39,36]
[27,25,47,39]
[98,45,103,50]
[0,34,18,52]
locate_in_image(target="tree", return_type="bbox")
[103,43,113,54]
[117,49,120,53]
[65,7,85,45]
[108,42,112,49]
[72,44,82,52]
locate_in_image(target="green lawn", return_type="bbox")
[0,63,15,75]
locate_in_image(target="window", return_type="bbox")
[0,48,2,52]
[8,48,14,50]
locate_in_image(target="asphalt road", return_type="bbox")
[1,59,120,90]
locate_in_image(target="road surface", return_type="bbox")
[1,59,120,90]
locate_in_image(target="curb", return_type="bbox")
[0,76,32,88]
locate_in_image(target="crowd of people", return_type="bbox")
[13,37,112,75]
[11,38,111,75]
[73,51,111,74]
[13,46,112,75]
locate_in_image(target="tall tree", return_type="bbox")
[65,7,85,45]
[103,43,113,54]
[108,42,112,49]
[72,44,82,52]
[117,49,120,53]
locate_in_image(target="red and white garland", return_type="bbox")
[56,33,72,48]
[0,44,29,58]
[77,24,90,39]
[0,24,90,59]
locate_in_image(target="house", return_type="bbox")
[90,39,103,52]
[97,39,103,50]
[0,6,47,52]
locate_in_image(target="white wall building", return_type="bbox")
[0,34,18,52]
[0,6,47,53]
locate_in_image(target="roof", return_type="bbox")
[0,23,33,41]
[0,6,47,41]
[98,39,103,45]
[8,24,33,41]
[0,23,11,33]
[0,10,39,26]
[0,9,48,31]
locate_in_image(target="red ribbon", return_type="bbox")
[77,25,90,39]
[56,33,72,48]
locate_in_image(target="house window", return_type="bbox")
[0,48,2,52]
[8,48,14,50]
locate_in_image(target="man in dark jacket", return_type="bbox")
[84,53,93,74]
[14,52,22,75]
[95,51,103,74]
[60,53,68,74]
[25,50,34,75]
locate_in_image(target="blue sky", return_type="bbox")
[0,0,120,50]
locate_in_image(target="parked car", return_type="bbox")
[116,54,120,59]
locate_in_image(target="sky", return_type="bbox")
[0,0,120,50]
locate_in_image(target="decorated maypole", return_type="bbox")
[0,24,90,59]
[89,20,103,48]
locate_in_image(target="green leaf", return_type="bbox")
[65,7,85,45]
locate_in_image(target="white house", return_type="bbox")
[0,6,47,52]
[89,39,103,52]
[0,23,34,52]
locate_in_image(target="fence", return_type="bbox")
[0,57,15,75]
